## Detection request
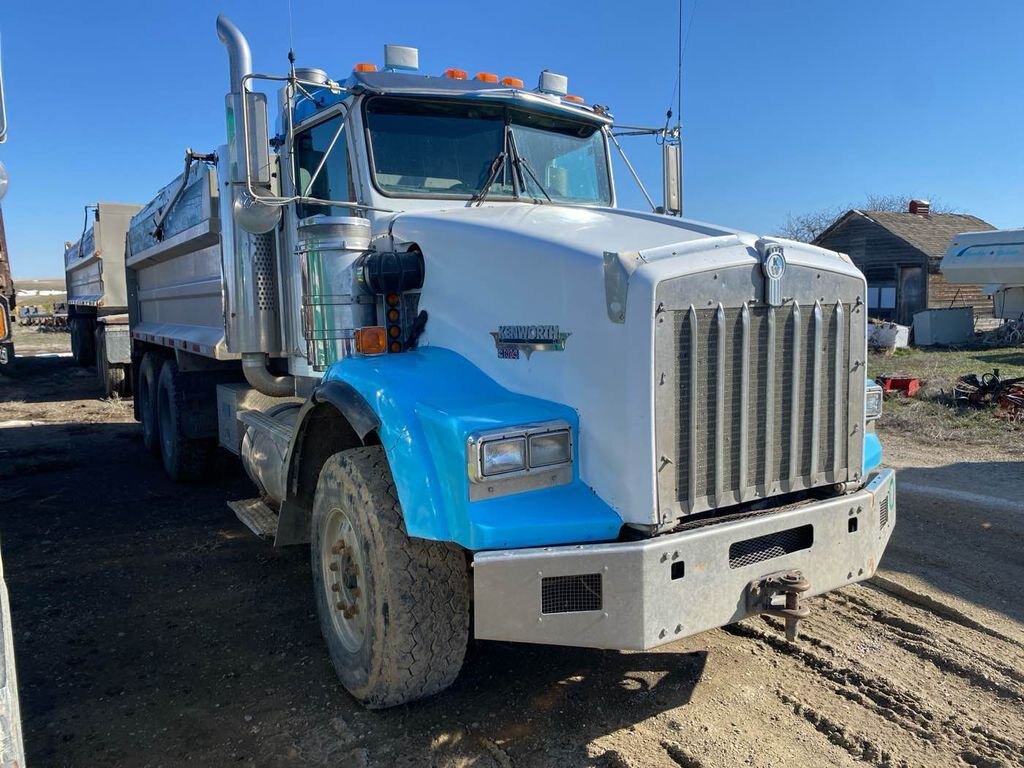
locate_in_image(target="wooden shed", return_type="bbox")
[812,200,995,326]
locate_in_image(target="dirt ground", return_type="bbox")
[1,324,1022,768]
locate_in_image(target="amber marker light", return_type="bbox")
[444,68,467,80]
[501,76,524,88]
[563,94,584,103]
[354,326,388,355]
[354,62,377,73]
[475,72,499,83]
[386,293,400,307]
[390,341,402,353]
[387,309,400,322]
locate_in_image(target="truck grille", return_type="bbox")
[655,285,865,521]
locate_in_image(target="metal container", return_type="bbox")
[296,215,373,370]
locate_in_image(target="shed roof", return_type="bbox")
[816,209,995,262]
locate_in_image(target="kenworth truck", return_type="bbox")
[124,16,894,708]
[64,201,142,394]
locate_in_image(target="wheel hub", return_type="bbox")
[322,508,368,652]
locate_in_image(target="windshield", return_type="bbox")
[364,97,612,205]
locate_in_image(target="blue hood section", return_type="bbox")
[324,347,623,550]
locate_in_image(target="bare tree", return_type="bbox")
[778,195,958,242]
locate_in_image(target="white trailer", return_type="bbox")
[64,201,142,393]
[941,228,1024,320]
[120,16,894,709]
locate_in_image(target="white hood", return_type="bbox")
[386,203,858,529]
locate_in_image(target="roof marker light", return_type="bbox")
[475,72,499,83]
[501,76,524,88]
[444,68,467,80]
[353,62,377,73]
[563,94,584,103]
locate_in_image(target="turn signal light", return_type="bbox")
[444,68,467,80]
[355,326,387,355]
[501,76,524,88]
[475,72,499,83]
[563,94,584,104]
[354,62,377,73]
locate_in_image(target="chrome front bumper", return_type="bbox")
[473,469,895,650]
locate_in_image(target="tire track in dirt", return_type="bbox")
[725,621,936,738]
[775,689,907,768]
[824,589,1024,700]
[730,603,1024,768]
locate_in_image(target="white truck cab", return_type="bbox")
[120,16,894,708]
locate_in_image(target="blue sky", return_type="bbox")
[1,0,1022,278]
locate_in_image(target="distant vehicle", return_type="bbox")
[63,202,142,394]
[941,228,1024,321]
[116,15,893,708]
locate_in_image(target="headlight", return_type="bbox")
[528,430,572,467]
[468,421,574,499]
[866,384,883,420]
[481,437,527,476]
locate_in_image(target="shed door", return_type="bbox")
[898,266,926,326]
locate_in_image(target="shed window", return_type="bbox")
[868,284,897,310]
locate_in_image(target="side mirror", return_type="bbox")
[662,140,682,216]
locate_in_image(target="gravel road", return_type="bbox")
[1,339,1022,767]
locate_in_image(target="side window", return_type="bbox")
[294,113,353,218]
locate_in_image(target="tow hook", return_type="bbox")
[747,570,811,641]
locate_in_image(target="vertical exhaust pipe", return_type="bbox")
[216,15,293,397]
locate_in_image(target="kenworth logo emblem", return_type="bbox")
[490,325,571,360]
[757,239,786,307]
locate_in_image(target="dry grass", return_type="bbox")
[869,345,1024,445]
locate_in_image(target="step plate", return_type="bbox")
[228,498,279,539]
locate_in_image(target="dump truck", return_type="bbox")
[64,201,142,394]
[123,15,894,708]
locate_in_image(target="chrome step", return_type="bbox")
[228,498,279,539]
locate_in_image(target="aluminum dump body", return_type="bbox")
[64,202,142,311]
[126,162,233,358]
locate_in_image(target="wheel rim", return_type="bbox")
[320,505,369,653]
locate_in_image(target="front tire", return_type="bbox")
[311,447,470,708]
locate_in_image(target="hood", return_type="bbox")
[388,203,739,259]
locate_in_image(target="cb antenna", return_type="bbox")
[287,0,296,72]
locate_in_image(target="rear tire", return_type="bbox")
[156,359,214,482]
[311,447,470,709]
[137,353,163,455]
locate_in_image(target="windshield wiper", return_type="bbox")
[473,148,507,207]
[473,120,512,206]
[508,128,552,204]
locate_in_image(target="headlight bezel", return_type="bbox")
[865,383,884,421]
[467,420,574,499]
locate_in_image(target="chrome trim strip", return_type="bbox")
[714,304,726,507]
[789,303,802,489]
[810,301,823,479]
[833,302,845,476]
[738,302,751,502]
[687,305,698,514]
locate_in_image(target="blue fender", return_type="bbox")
[863,378,884,475]
[323,347,623,551]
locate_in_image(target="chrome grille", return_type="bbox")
[656,286,864,520]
